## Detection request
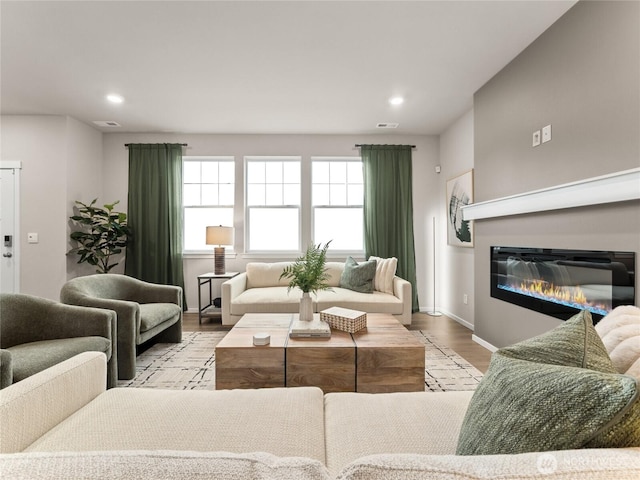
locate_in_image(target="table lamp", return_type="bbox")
[206,225,234,274]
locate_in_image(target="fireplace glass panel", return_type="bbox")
[491,246,635,323]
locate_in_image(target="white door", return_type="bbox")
[0,163,21,293]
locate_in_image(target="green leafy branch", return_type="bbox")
[68,199,132,274]
[280,241,333,294]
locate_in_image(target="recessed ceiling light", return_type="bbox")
[389,96,404,106]
[106,94,124,104]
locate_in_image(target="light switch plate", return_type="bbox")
[532,130,541,147]
[542,124,552,143]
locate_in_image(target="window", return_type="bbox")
[312,157,364,251]
[246,157,301,251]
[183,156,234,252]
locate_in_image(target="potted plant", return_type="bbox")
[68,199,132,274]
[280,241,332,321]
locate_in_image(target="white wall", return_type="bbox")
[1,115,102,299]
[438,109,475,327]
[65,117,104,279]
[2,117,443,312]
[102,133,439,311]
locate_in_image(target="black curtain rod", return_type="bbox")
[355,144,416,148]
[124,143,188,147]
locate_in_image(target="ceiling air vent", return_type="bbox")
[93,120,121,127]
[376,123,399,129]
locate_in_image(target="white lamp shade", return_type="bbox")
[206,226,234,246]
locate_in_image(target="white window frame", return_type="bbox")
[245,156,301,254]
[183,156,235,255]
[311,156,364,255]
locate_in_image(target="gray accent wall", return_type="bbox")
[473,0,640,348]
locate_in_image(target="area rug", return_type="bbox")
[410,330,484,392]
[118,331,483,392]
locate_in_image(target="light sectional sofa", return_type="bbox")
[1,352,639,479]
[221,261,412,326]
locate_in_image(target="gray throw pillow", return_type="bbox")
[456,310,640,455]
[340,257,376,294]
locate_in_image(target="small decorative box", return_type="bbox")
[253,332,271,346]
[320,307,367,333]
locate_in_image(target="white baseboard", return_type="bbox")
[418,308,497,353]
[440,310,474,330]
[418,308,474,331]
[472,334,498,353]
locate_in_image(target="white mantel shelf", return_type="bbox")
[461,167,640,221]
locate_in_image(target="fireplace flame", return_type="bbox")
[520,280,588,306]
[511,278,612,315]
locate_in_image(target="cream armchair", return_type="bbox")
[60,274,182,380]
[0,293,117,388]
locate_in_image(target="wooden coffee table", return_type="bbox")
[215,313,425,393]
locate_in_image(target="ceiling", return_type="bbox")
[1,0,577,135]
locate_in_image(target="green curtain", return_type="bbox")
[361,144,419,312]
[125,144,186,308]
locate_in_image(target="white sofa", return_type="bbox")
[222,261,412,326]
[1,352,639,479]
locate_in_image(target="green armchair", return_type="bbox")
[0,293,117,389]
[60,274,182,380]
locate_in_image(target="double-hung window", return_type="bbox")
[312,157,364,251]
[183,156,235,252]
[246,156,301,252]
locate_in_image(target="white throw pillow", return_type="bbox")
[595,305,640,377]
[368,256,397,295]
[246,262,292,288]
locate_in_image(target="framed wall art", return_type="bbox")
[446,169,474,247]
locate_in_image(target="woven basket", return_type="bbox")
[320,307,367,333]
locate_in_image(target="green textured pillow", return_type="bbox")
[456,310,640,455]
[498,310,618,373]
[339,257,376,294]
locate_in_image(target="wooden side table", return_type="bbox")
[286,322,356,393]
[352,315,425,393]
[216,313,290,389]
[197,272,239,324]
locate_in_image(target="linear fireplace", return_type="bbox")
[491,246,635,323]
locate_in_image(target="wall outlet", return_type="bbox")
[532,130,541,147]
[463,293,468,305]
[27,233,39,244]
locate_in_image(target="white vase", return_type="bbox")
[299,292,313,322]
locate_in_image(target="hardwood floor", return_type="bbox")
[183,311,493,374]
[183,312,231,332]
[409,312,492,373]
